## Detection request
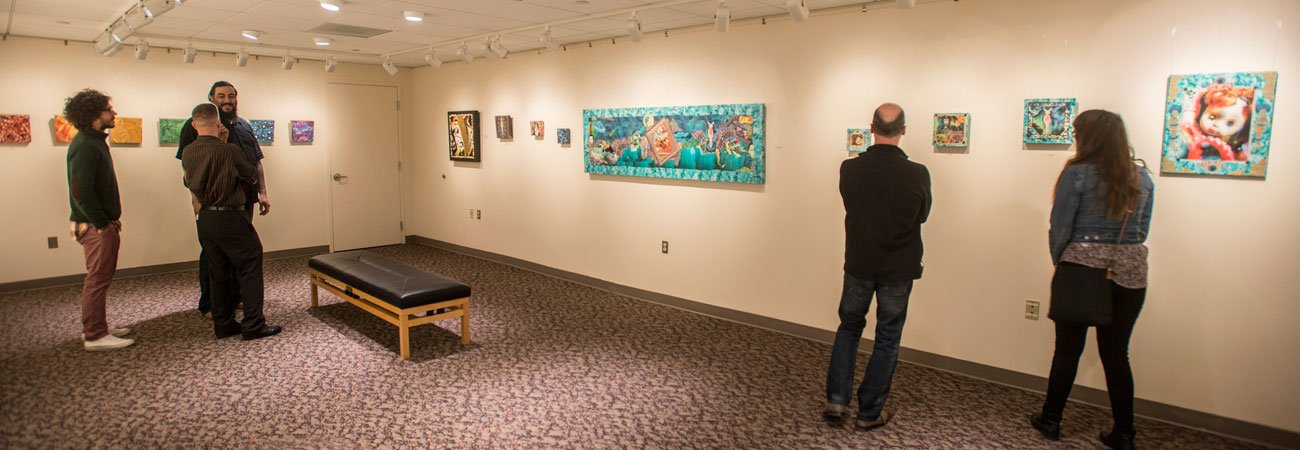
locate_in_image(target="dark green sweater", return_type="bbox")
[66,129,121,228]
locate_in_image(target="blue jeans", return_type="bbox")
[826,274,913,421]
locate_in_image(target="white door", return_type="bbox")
[326,83,402,251]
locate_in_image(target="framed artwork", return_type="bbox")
[0,114,32,143]
[495,115,513,139]
[933,113,969,147]
[584,103,766,184]
[448,111,480,162]
[54,115,78,143]
[109,117,142,144]
[846,128,870,152]
[1161,71,1277,178]
[1023,98,1076,144]
[290,120,314,143]
[250,119,274,144]
[557,128,571,145]
[158,118,185,144]
[530,121,544,138]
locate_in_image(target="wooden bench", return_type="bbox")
[308,251,470,359]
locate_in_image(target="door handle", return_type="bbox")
[332,173,347,182]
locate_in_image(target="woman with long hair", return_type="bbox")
[1030,110,1155,450]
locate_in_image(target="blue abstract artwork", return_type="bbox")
[1161,71,1276,178]
[846,128,869,152]
[557,128,571,145]
[583,103,765,184]
[250,119,274,144]
[1023,98,1076,144]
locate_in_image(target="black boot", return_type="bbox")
[1099,429,1136,450]
[1029,413,1061,441]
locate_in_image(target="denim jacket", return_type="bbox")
[1048,162,1155,264]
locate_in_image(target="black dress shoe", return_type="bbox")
[242,325,282,341]
[214,325,242,339]
[1099,430,1136,450]
[1030,413,1061,441]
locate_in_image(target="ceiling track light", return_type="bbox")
[123,4,154,31]
[715,1,731,32]
[325,57,338,73]
[481,37,497,60]
[382,58,398,76]
[103,41,125,56]
[109,21,133,43]
[320,1,340,12]
[403,11,424,22]
[785,0,809,22]
[242,30,262,40]
[627,13,642,42]
[93,31,122,55]
[140,0,178,17]
[134,40,150,60]
[235,49,249,67]
[457,42,472,64]
[540,27,560,51]
[282,54,296,70]
[425,52,442,68]
[183,45,197,63]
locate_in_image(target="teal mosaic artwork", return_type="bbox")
[250,119,274,144]
[847,128,869,152]
[583,103,765,184]
[1161,71,1276,178]
[1023,98,1076,144]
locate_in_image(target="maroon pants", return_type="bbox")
[77,223,120,340]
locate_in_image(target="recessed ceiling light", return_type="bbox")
[403,11,424,22]
[241,30,262,40]
[314,37,332,46]
[575,0,589,4]
[320,1,341,12]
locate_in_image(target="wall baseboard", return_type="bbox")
[0,245,330,294]
[407,235,1296,449]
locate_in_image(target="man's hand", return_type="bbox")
[258,192,270,216]
[69,222,90,238]
[111,220,121,232]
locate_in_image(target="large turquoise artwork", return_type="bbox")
[1161,71,1276,178]
[583,103,765,184]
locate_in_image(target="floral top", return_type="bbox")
[1060,242,1148,289]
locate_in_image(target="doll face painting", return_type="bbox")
[1198,96,1249,140]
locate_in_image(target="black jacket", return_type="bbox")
[840,144,932,281]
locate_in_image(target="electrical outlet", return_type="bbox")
[661,241,668,254]
[1025,300,1040,320]
[47,236,58,249]
[476,209,481,220]
[469,208,474,219]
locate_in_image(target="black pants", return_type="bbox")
[197,209,266,333]
[1042,282,1146,434]
[196,204,251,313]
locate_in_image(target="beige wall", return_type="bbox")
[405,0,1299,432]
[0,37,413,283]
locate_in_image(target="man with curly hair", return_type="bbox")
[65,88,134,351]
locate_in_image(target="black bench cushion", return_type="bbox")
[309,251,470,309]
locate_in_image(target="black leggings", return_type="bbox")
[1041,283,1146,433]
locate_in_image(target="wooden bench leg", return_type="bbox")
[310,277,319,308]
[399,313,411,360]
[460,303,471,344]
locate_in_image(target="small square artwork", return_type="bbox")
[557,128,571,145]
[250,119,274,144]
[1023,98,1076,144]
[495,115,513,139]
[290,120,314,143]
[159,118,185,144]
[846,128,869,152]
[110,117,143,144]
[54,115,78,143]
[530,121,544,138]
[933,113,970,147]
[1161,71,1277,178]
[448,111,480,162]
[0,114,32,143]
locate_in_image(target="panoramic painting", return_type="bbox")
[584,103,765,184]
[250,119,274,144]
[1023,98,1076,144]
[933,113,969,147]
[0,115,32,143]
[158,118,185,144]
[846,128,869,152]
[1161,71,1277,178]
[449,111,480,162]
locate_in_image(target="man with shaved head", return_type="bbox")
[182,103,281,341]
[824,103,932,432]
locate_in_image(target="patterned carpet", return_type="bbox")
[0,244,1268,449]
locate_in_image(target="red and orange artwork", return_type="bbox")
[646,118,681,166]
[110,117,143,144]
[0,115,32,143]
[54,115,79,143]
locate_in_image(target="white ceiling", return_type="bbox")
[2,0,894,67]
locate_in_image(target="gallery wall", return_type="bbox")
[0,37,413,284]
[405,0,1299,433]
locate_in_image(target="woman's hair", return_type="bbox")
[1060,109,1137,219]
[63,89,111,132]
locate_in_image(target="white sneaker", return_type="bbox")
[81,327,131,341]
[84,334,135,351]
